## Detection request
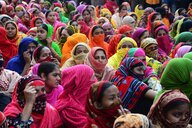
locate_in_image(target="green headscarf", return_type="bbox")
[64,3,75,18]
[175,32,192,46]
[183,52,192,60]
[45,24,54,38]
[160,58,192,100]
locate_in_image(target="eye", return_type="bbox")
[114,121,124,128]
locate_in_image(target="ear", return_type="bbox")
[40,73,46,81]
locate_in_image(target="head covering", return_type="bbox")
[103,0,118,14]
[111,57,149,110]
[118,25,133,37]
[4,75,62,127]
[122,16,135,27]
[26,27,37,36]
[146,12,159,32]
[76,4,87,14]
[140,37,157,49]
[85,81,120,128]
[0,14,12,22]
[175,46,192,58]
[117,37,137,50]
[138,7,154,28]
[100,8,112,17]
[180,21,192,33]
[131,28,148,47]
[148,90,190,128]
[113,113,150,128]
[102,22,115,42]
[183,52,192,60]
[175,32,192,46]
[55,65,97,128]
[160,58,192,100]
[6,37,38,74]
[135,5,144,21]
[30,17,43,28]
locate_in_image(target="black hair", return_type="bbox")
[34,46,45,60]
[97,82,114,103]
[163,100,190,113]
[119,4,127,12]
[69,20,77,25]
[151,12,161,22]
[34,18,42,24]
[74,14,81,21]
[155,7,166,18]
[41,24,48,32]
[5,21,17,29]
[91,26,104,36]
[45,10,52,18]
[95,49,107,58]
[59,26,66,37]
[69,10,78,20]
[38,62,58,77]
[82,8,91,15]
[178,8,186,15]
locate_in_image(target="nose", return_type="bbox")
[114,97,121,105]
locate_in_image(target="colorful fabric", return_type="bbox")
[6,37,38,74]
[160,58,192,100]
[3,76,62,128]
[118,25,133,37]
[135,5,144,21]
[103,0,118,14]
[175,32,192,46]
[61,33,88,65]
[175,46,192,58]
[122,16,135,27]
[108,37,137,69]
[111,57,149,110]
[85,81,120,128]
[102,22,115,43]
[146,12,158,32]
[148,90,190,127]
[114,113,150,128]
[183,52,192,60]
[85,47,115,81]
[138,7,154,28]
[54,65,97,128]
[131,28,148,47]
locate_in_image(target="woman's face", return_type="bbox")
[28,42,37,53]
[135,56,146,64]
[71,21,79,30]
[82,10,91,22]
[16,10,24,17]
[153,15,162,22]
[165,103,190,128]
[87,6,94,17]
[100,85,120,109]
[140,31,150,42]
[77,15,84,22]
[123,30,133,37]
[34,86,46,97]
[44,68,61,88]
[156,29,167,37]
[6,23,17,38]
[92,28,104,37]
[119,41,134,49]
[47,12,56,23]
[23,13,30,22]
[104,14,111,20]
[120,6,127,16]
[75,45,89,55]
[28,32,37,38]
[145,44,158,57]
[94,50,107,64]
[103,26,112,34]
[39,47,52,60]
[35,19,43,27]
[98,19,106,26]
[133,66,145,75]
[37,26,47,40]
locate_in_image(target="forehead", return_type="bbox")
[6,23,16,28]
[93,28,103,33]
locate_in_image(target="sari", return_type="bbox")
[118,25,133,37]
[103,0,118,14]
[135,5,144,22]
[175,32,192,46]
[138,7,154,28]
[175,46,192,58]
[131,28,148,47]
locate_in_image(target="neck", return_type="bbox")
[45,86,53,93]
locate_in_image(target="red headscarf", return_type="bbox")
[30,17,43,28]
[54,65,97,128]
[118,25,133,37]
[146,12,158,32]
[3,76,62,128]
[0,27,17,67]
[104,0,118,14]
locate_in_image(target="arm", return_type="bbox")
[21,51,32,76]
[144,89,157,100]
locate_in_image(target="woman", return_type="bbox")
[61,43,90,70]
[108,37,137,70]
[160,58,192,101]
[104,0,118,14]
[30,17,43,28]
[61,33,88,65]
[154,25,173,56]
[85,47,115,81]
[102,22,115,43]
[175,32,192,46]
[111,57,157,115]
[54,65,97,128]
[131,28,150,47]
[113,113,150,128]
[97,17,109,26]
[85,81,122,128]
[122,16,136,29]
[6,37,38,76]
[146,12,162,33]
[88,26,109,53]
[36,23,62,62]
[118,25,133,37]
[175,46,192,58]
[82,7,95,27]
[37,62,63,106]
[45,11,60,27]
[180,20,192,33]
[3,75,62,127]
[138,7,154,28]
[134,4,144,22]
[0,27,18,67]
[148,90,191,128]
[141,37,169,63]
[5,21,26,46]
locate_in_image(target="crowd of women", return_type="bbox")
[0,0,192,127]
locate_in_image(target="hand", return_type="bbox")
[118,105,130,116]
[46,37,52,48]
[91,124,98,128]
[51,58,60,66]
[23,51,31,64]
[24,83,37,104]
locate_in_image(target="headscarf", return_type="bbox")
[175,46,192,58]
[63,3,75,18]
[78,21,91,37]
[96,17,110,25]
[0,14,12,23]
[4,75,62,128]
[135,5,144,21]
[54,65,97,128]
[146,12,159,32]
[175,32,192,46]
[180,20,192,33]
[103,0,118,14]
[138,7,154,28]
[0,27,18,67]
[111,57,149,110]
[85,81,120,128]
[122,16,135,28]
[118,25,133,37]
[100,8,112,17]
[76,4,87,14]
[102,22,115,43]
[151,20,164,37]
[108,37,137,70]
[6,37,38,74]
[61,43,90,70]
[85,47,115,81]
[88,26,109,53]
[183,52,192,60]
[148,90,190,128]
[61,33,87,65]
[113,114,150,128]
[27,27,37,37]
[160,58,192,100]
[131,28,148,47]
[108,34,125,58]
[30,17,43,28]
[140,37,158,50]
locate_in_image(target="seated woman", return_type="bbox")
[108,37,137,70]
[6,37,38,76]
[111,57,157,115]
[148,90,191,128]
[85,47,115,81]
[37,62,63,106]
[61,43,90,70]
[54,65,97,128]
[85,81,127,128]
[36,23,62,62]
[113,113,151,128]
[3,75,62,127]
